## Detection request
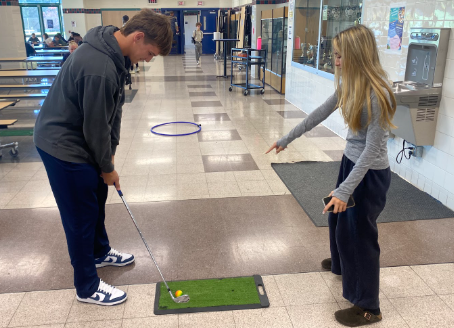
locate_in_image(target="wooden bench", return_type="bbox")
[0,70,59,78]
[0,84,52,89]
[0,119,17,128]
[0,100,19,128]
[0,68,28,71]
[0,94,47,99]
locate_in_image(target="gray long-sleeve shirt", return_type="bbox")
[277,91,390,203]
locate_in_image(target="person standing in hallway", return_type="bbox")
[34,9,172,306]
[193,22,203,65]
[122,15,140,74]
[169,11,179,51]
[266,25,396,327]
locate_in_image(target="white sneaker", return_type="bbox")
[95,248,135,268]
[77,280,127,306]
[135,66,140,73]
[130,69,135,74]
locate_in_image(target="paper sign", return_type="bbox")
[71,20,76,28]
[197,1,203,5]
[387,6,405,51]
[178,1,184,5]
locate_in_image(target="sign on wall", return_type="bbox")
[47,19,53,29]
[197,1,203,5]
[387,5,405,51]
[178,1,185,5]
[71,21,76,28]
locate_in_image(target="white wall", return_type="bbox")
[83,0,232,9]
[285,0,454,210]
[0,6,26,61]
[85,14,102,32]
[63,13,87,37]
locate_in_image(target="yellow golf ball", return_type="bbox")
[175,290,182,297]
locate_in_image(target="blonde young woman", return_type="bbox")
[267,25,396,327]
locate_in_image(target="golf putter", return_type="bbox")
[115,184,190,303]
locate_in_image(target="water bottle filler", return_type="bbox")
[391,28,451,146]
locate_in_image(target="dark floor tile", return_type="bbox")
[304,126,339,138]
[324,150,344,161]
[187,84,212,88]
[189,92,217,97]
[193,113,230,122]
[277,110,308,119]
[197,130,241,142]
[202,154,259,172]
[264,99,290,105]
[2,196,454,293]
[191,100,223,107]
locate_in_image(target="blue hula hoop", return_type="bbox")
[150,121,202,136]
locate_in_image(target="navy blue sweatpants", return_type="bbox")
[328,155,391,310]
[37,147,111,298]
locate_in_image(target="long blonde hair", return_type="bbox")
[333,25,396,132]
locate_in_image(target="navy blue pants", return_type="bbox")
[37,148,111,298]
[328,155,391,310]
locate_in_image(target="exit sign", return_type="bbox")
[198,1,204,5]
[178,1,184,5]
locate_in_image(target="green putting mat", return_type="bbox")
[154,275,269,315]
[0,128,33,136]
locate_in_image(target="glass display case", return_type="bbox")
[292,0,362,76]
[260,7,288,94]
[272,17,284,75]
[292,0,321,68]
[261,12,273,72]
[318,0,362,74]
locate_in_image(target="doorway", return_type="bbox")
[183,11,199,53]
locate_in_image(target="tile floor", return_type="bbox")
[2,264,454,327]
[1,53,454,327]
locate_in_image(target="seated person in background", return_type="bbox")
[28,33,40,44]
[56,32,69,44]
[25,42,36,57]
[72,33,83,45]
[43,33,54,47]
[53,34,68,46]
[61,41,78,65]
[67,30,73,41]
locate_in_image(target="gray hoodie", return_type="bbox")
[34,26,129,173]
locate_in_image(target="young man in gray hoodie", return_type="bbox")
[34,9,172,306]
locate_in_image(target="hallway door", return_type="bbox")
[200,9,217,54]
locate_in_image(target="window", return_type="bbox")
[292,0,362,77]
[19,0,60,3]
[20,1,63,43]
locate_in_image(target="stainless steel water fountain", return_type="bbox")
[391,28,451,146]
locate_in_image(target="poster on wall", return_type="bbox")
[387,5,405,51]
[47,19,54,29]
[71,21,76,28]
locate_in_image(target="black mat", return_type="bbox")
[272,161,454,227]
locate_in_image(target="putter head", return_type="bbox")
[174,294,190,303]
